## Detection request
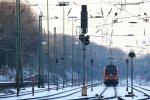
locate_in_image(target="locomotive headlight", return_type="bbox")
[115,78,116,79]
[106,78,107,79]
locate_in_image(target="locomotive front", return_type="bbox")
[104,65,119,86]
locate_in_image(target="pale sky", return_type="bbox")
[25,0,150,56]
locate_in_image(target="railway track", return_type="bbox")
[98,86,108,99]
[97,86,118,100]
[133,84,150,92]
[30,87,81,100]
[20,83,100,100]
[0,85,70,99]
[0,83,100,100]
[132,87,150,99]
[122,82,150,100]
[0,83,83,99]
[132,85,150,98]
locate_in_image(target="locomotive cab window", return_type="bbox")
[105,69,117,75]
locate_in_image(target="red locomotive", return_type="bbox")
[103,64,119,86]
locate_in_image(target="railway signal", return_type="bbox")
[79,4,90,46]
[79,35,90,45]
[128,50,135,95]
[81,5,88,33]
[85,35,90,45]
[79,35,84,42]
[80,5,89,96]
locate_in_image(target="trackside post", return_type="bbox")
[32,76,35,96]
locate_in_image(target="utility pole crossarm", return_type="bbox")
[56,2,69,6]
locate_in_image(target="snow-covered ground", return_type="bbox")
[0,80,150,100]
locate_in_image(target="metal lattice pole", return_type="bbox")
[47,0,50,91]
[54,27,56,86]
[38,14,44,88]
[56,2,69,88]
[68,16,77,87]
[54,27,58,90]
[16,0,21,96]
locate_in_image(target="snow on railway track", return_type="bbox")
[97,86,118,99]
[121,82,150,100]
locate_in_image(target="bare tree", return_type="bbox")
[0,0,39,70]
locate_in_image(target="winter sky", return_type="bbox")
[24,0,150,55]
